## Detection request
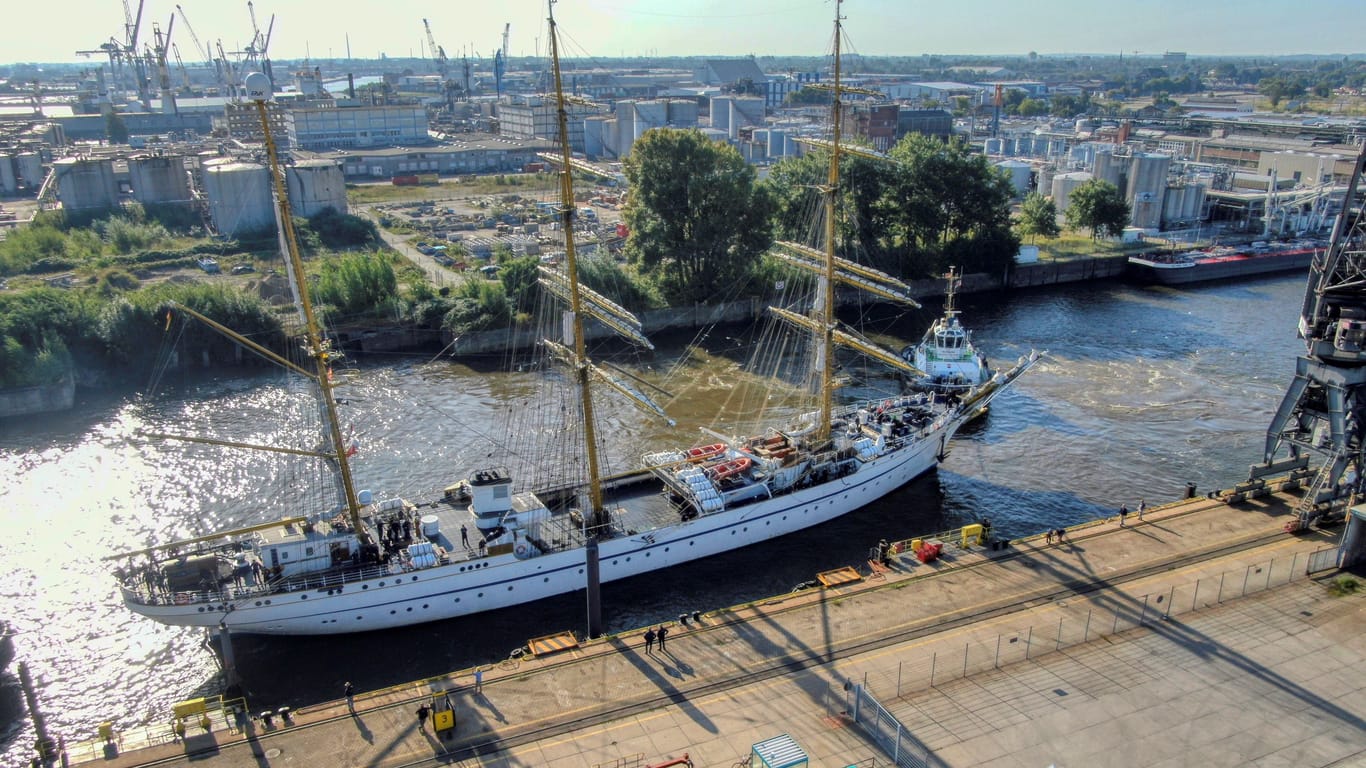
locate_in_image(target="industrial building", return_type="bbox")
[299,135,553,179]
[285,105,430,151]
[496,97,605,153]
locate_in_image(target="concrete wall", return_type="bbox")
[0,375,75,418]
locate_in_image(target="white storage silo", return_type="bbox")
[583,116,608,159]
[1127,153,1171,229]
[1126,153,1170,204]
[15,152,44,188]
[730,98,765,133]
[768,128,789,158]
[710,96,733,134]
[1037,166,1055,197]
[53,158,119,211]
[0,155,16,195]
[1050,171,1092,214]
[203,162,274,237]
[667,99,698,127]
[286,159,348,217]
[633,100,668,141]
[1092,147,1125,190]
[1161,183,1207,227]
[995,160,1033,197]
[615,101,637,157]
[128,155,193,205]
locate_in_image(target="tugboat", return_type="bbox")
[901,267,993,393]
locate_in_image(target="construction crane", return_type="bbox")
[423,19,449,79]
[1258,142,1366,531]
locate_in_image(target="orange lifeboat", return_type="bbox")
[706,457,752,481]
[685,443,726,462]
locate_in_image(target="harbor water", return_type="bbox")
[0,274,1305,765]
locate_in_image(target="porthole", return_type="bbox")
[379,581,386,587]
[300,595,307,600]
[543,577,549,583]
[264,600,271,605]
[406,607,413,612]
[507,586,513,591]
[255,601,262,607]
[197,607,205,613]
[412,577,418,582]
[390,610,397,615]
[477,592,484,598]
[361,585,368,590]
[455,598,461,603]
[422,604,429,609]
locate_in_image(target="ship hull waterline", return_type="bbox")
[1127,249,1316,285]
[124,423,954,636]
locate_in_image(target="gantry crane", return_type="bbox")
[1258,142,1366,531]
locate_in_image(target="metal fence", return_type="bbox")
[848,683,936,768]
[842,545,1341,759]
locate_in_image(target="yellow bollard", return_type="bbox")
[961,523,984,548]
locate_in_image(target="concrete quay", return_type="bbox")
[67,489,1364,767]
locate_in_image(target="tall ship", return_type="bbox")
[1127,239,1323,285]
[112,2,1039,636]
[900,267,992,393]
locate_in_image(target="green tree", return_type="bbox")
[1017,97,1048,117]
[497,254,542,315]
[1065,179,1130,239]
[623,129,774,304]
[883,134,1019,275]
[313,252,399,318]
[1016,192,1060,243]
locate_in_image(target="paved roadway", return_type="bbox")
[65,491,1365,768]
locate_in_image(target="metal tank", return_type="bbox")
[995,160,1033,197]
[583,116,608,159]
[615,101,636,157]
[1092,147,1125,190]
[15,152,44,188]
[53,157,119,211]
[286,159,348,217]
[1037,166,1055,197]
[633,100,668,141]
[1161,183,1207,227]
[666,99,698,127]
[0,154,16,195]
[1126,153,1172,230]
[984,137,1004,156]
[1050,171,1092,214]
[128,155,193,205]
[710,96,733,134]
[202,162,274,237]
[767,128,786,158]
[730,98,765,134]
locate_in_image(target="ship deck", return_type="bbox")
[414,477,682,558]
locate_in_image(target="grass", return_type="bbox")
[1327,574,1360,597]
[1025,231,1150,260]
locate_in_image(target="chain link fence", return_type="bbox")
[841,545,1341,765]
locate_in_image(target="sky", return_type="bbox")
[2,0,1364,65]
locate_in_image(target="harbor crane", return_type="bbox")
[423,18,449,78]
[1258,142,1366,531]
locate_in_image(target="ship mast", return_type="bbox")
[547,2,606,524]
[817,0,845,442]
[245,72,367,538]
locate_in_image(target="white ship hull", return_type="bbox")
[124,414,957,635]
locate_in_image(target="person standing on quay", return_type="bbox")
[344,681,355,713]
[1118,504,1129,527]
[1137,499,1147,521]
[657,625,669,653]
[643,627,656,655]
[473,667,483,693]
